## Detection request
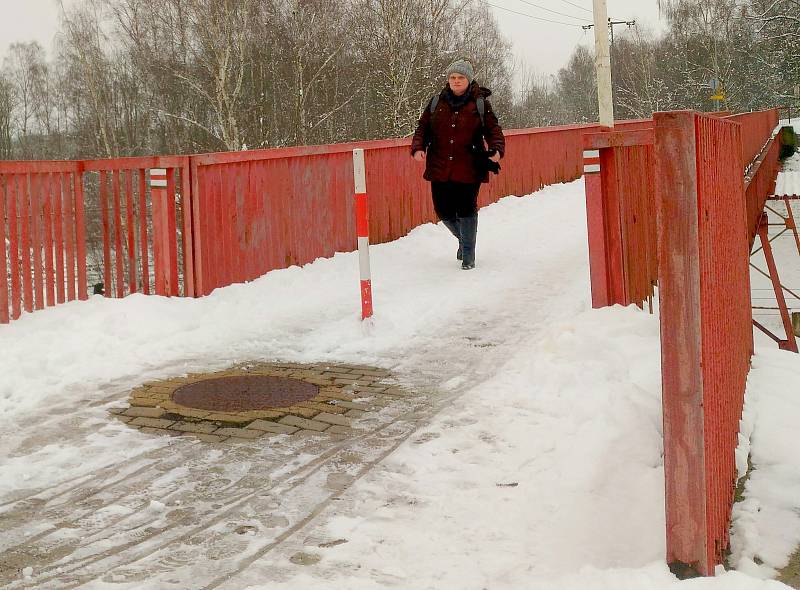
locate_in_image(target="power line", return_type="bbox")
[555,0,594,15]
[515,0,590,22]
[485,2,587,26]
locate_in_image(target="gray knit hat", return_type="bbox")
[445,59,474,84]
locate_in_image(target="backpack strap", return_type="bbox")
[429,95,439,116]
[428,94,485,127]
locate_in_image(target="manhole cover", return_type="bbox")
[172,376,319,411]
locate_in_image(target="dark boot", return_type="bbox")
[459,215,478,270]
[441,218,462,260]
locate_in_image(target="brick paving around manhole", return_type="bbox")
[109,362,406,443]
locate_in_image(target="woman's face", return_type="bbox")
[448,73,469,96]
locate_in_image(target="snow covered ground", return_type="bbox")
[1,172,799,589]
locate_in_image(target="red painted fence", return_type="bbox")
[81,156,192,299]
[585,109,779,575]
[726,108,779,173]
[0,162,87,322]
[745,131,781,246]
[655,112,753,575]
[583,125,657,308]
[0,110,778,324]
[187,124,591,296]
[586,109,777,576]
[1,123,596,322]
[725,109,780,246]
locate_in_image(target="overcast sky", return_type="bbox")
[0,0,666,77]
[489,0,666,77]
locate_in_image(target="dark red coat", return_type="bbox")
[411,82,505,184]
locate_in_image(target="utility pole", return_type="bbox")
[583,17,635,126]
[591,0,614,128]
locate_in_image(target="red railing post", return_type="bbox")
[125,169,137,295]
[654,111,709,575]
[8,175,21,318]
[74,164,88,301]
[655,110,754,575]
[53,173,66,305]
[43,173,55,308]
[190,157,205,297]
[599,147,628,305]
[0,175,8,324]
[112,170,124,298]
[62,172,76,302]
[584,148,611,308]
[353,148,373,320]
[138,168,150,295]
[150,168,171,296]
[165,168,179,296]
[31,173,44,310]
[19,173,33,312]
[179,160,195,298]
[583,127,659,308]
[99,170,112,297]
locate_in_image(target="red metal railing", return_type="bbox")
[744,135,781,246]
[188,124,591,296]
[0,112,779,325]
[696,113,753,569]
[0,162,87,322]
[583,125,657,308]
[726,109,779,173]
[654,111,753,575]
[586,110,773,575]
[489,124,590,202]
[81,156,191,299]
[1,123,595,320]
[189,140,406,297]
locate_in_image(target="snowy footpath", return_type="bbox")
[1,176,799,589]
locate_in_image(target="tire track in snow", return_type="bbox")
[7,397,430,589]
[2,189,591,588]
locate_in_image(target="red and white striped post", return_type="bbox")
[353,148,373,319]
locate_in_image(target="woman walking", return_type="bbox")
[411,59,505,270]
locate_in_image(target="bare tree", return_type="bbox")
[59,0,121,157]
[0,75,15,159]
[3,42,49,157]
